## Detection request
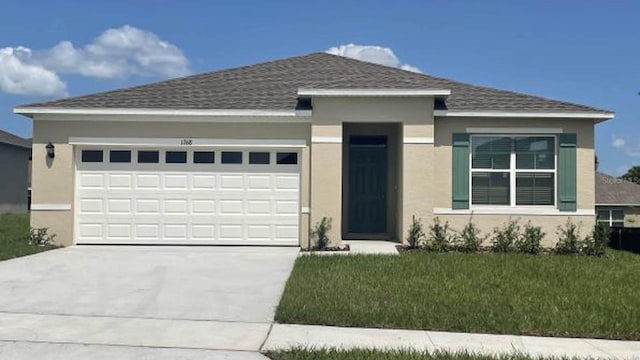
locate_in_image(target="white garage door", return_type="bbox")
[75,148,300,245]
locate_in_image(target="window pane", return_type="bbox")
[472,172,510,205]
[249,152,270,164]
[597,210,610,221]
[110,150,131,163]
[82,150,103,162]
[138,151,159,163]
[516,137,555,169]
[516,172,554,205]
[277,152,298,165]
[612,220,625,227]
[612,210,625,221]
[221,151,242,164]
[193,151,215,164]
[166,151,187,164]
[472,137,511,169]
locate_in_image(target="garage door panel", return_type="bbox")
[76,148,299,245]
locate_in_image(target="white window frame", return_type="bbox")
[597,208,625,227]
[469,134,557,208]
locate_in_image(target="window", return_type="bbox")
[193,151,215,164]
[249,152,270,164]
[166,151,187,164]
[138,150,159,163]
[221,151,242,164]
[277,152,298,165]
[597,209,625,227]
[109,150,131,163]
[82,150,103,163]
[471,136,555,207]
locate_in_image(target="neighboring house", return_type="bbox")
[0,129,31,213]
[14,53,614,247]
[595,172,640,227]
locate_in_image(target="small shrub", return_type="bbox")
[492,219,520,253]
[555,218,582,254]
[28,227,56,246]
[311,217,332,250]
[582,223,609,257]
[426,217,453,252]
[515,222,545,254]
[455,220,484,253]
[406,215,426,249]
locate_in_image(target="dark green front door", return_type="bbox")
[348,136,388,234]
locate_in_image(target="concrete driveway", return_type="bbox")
[0,246,299,359]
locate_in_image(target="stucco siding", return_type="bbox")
[0,143,30,213]
[623,206,640,227]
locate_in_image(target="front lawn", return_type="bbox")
[0,213,53,261]
[266,349,560,360]
[275,251,640,340]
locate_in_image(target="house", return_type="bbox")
[0,129,31,213]
[596,172,640,227]
[14,53,614,247]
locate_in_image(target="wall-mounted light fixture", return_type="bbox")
[46,142,55,158]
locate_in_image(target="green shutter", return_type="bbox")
[452,133,470,209]
[558,133,577,211]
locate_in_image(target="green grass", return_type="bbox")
[275,251,640,340]
[0,213,53,261]
[265,349,567,360]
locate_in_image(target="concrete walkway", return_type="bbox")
[262,324,640,359]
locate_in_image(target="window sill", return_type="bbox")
[433,208,595,216]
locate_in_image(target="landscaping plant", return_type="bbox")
[311,217,332,250]
[406,215,425,249]
[515,222,544,254]
[455,219,484,253]
[582,223,610,257]
[426,217,453,252]
[491,218,520,253]
[28,227,56,246]
[555,218,582,254]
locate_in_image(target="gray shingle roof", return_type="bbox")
[596,172,640,205]
[0,129,31,149]
[18,52,611,114]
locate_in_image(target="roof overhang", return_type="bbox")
[14,107,313,118]
[434,110,614,120]
[297,88,451,97]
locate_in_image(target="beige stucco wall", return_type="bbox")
[308,97,434,247]
[428,117,596,247]
[30,118,311,246]
[624,207,640,227]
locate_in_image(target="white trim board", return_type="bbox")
[596,203,640,207]
[31,204,72,211]
[311,136,342,144]
[466,128,563,134]
[434,208,595,216]
[434,110,614,119]
[403,137,434,144]
[15,107,312,118]
[298,88,451,97]
[69,137,308,148]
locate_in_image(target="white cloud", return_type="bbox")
[612,135,626,149]
[0,47,67,96]
[32,25,191,79]
[326,44,421,73]
[0,25,190,96]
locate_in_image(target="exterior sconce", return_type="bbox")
[46,142,55,159]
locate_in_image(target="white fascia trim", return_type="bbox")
[69,137,308,148]
[466,128,563,134]
[434,110,614,119]
[311,136,342,144]
[298,88,451,97]
[433,208,595,216]
[14,107,308,118]
[31,203,72,211]
[596,203,640,207]
[404,137,434,144]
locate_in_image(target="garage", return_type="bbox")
[74,146,301,245]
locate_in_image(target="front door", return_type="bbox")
[348,136,388,234]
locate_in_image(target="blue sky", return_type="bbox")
[0,0,637,175]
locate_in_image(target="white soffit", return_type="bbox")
[466,128,563,134]
[14,107,312,118]
[298,88,451,97]
[434,110,614,119]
